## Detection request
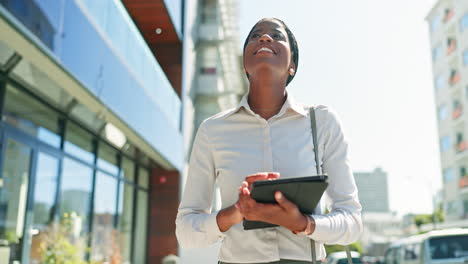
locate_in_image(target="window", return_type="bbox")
[433,46,442,61]
[460,167,467,178]
[0,139,33,264]
[440,136,451,152]
[404,244,420,260]
[3,84,62,148]
[91,172,118,262]
[138,167,149,189]
[132,190,148,264]
[435,75,445,90]
[446,201,458,215]
[443,168,454,182]
[438,104,448,120]
[64,122,95,164]
[117,182,134,263]
[97,142,119,175]
[431,15,441,32]
[59,158,93,260]
[460,13,468,32]
[463,50,468,66]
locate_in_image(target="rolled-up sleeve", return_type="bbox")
[176,122,225,248]
[309,107,363,245]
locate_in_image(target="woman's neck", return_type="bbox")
[247,72,287,120]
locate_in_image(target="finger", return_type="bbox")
[242,181,248,188]
[267,172,280,180]
[245,173,269,183]
[242,186,250,196]
[275,191,297,211]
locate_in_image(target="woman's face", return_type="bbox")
[244,19,295,82]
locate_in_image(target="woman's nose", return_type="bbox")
[259,34,273,42]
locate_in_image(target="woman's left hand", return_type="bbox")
[235,186,308,233]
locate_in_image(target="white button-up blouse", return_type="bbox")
[176,93,363,263]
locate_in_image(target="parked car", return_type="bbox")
[384,228,468,264]
[326,251,362,264]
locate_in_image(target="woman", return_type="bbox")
[176,18,362,264]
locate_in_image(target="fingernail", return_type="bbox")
[275,192,281,199]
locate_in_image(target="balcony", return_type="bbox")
[447,38,457,56]
[457,141,468,153]
[198,23,224,42]
[197,68,225,95]
[453,106,462,120]
[449,70,461,86]
[459,175,468,188]
[443,9,454,23]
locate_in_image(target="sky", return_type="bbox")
[238,0,440,216]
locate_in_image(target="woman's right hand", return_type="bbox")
[216,172,280,232]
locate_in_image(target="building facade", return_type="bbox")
[354,167,390,213]
[180,0,247,262]
[0,0,184,263]
[426,0,468,222]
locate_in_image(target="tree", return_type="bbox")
[325,242,363,255]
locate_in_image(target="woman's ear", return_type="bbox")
[288,62,296,76]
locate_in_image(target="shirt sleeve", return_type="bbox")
[308,107,363,245]
[175,121,225,248]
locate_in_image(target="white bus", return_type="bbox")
[384,228,468,264]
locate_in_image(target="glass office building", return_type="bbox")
[0,0,184,263]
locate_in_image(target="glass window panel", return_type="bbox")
[2,84,62,148]
[91,172,118,263]
[97,142,119,175]
[121,158,135,182]
[436,75,445,90]
[138,167,149,189]
[132,190,148,264]
[29,152,59,263]
[438,104,448,120]
[117,182,134,263]
[64,122,95,164]
[461,13,468,32]
[441,136,451,152]
[463,50,468,66]
[0,138,32,264]
[433,46,442,61]
[11,59,74,110]
[69,103,106,133]
[0,40,15,66]
[58,158,93,260]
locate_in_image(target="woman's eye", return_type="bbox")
[251,33,260,38]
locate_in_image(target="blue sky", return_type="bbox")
[238,0,439,215]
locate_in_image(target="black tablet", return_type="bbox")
[243,175,328,230]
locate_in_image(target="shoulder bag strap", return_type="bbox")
[309,106,353,264]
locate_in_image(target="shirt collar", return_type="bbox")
[227,92,308,118]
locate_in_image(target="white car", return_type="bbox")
[326,251,362,264]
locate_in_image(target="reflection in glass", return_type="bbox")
[121,157,135,182]
[0,0,56,50]
[117,182,134,263]
[0,139,32,264]
[138,168,149,189]
[2,84,62,148]
[91,172,118,263]
[59,158,93,260]
[64,122,95,164]
[29,152,59,263]
[97,142,119,175]
[133,190,148,264]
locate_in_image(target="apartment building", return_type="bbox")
[426,0,468,222]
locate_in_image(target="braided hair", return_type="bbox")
[243,18,299,86]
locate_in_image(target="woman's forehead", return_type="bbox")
[252,19,285,33]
